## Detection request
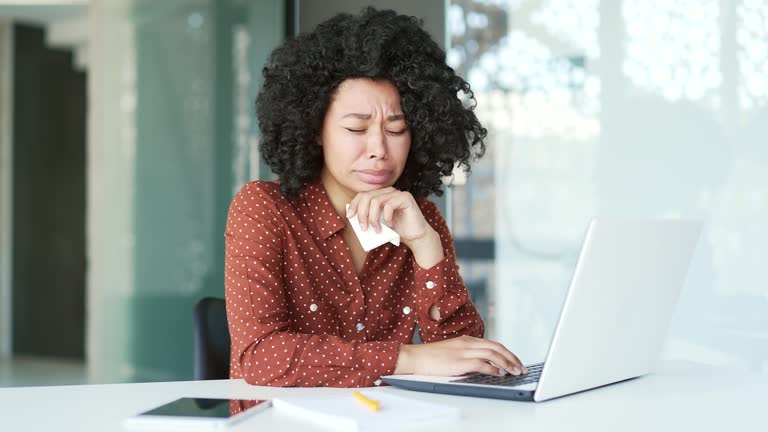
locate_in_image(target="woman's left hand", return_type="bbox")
[346,187,434,248]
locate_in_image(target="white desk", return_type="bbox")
[1,361,765,432]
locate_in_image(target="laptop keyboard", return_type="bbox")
[451,362,545,387]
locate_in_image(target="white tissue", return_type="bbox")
[346,204,401,251]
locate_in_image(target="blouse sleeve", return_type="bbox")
[411,199,485,342]
[224,183,400,387]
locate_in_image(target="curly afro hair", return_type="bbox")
[256,7,487,199]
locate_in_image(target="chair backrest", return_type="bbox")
[193,297,231,380]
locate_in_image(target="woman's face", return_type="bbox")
[319,78,411,197]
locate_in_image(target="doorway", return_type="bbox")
[11,22,86,360]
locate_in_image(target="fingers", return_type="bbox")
[347,188,390,229]
[486,340,525,373]
[409,337,526,377]
[381,202,395,227]
[355,195,378,232]
[463,349,521,376]
[368,195,404,232]
[459,336,527,375]
[486,341,526,374]
[464,359,503,377]
[367,197,383,233]
[347,188,401,232]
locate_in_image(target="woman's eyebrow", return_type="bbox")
[341,113,371,120]
[340,113,405,121]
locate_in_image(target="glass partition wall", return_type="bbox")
[87,0,283,383]
[448,0,768,373]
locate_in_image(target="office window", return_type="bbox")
[447,0,768,372]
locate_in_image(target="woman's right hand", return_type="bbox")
[394,336,527,376]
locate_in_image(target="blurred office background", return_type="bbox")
[0,0,765,387]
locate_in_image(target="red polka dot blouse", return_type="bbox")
[224,180,484,387]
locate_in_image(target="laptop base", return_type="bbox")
[381,377,536,401]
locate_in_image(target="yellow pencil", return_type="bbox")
[353,391,380,412]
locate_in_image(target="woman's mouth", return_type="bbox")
[354,169,392,185]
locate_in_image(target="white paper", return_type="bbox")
[272,391,460,432]
[346,204,400,252]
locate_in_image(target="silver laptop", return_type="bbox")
[382,218,702,402]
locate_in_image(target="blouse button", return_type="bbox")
[356,323,365,332]
[309,304,318,312]
[374,379,383,386]
[402,306,412,315]
[425,281,436,289]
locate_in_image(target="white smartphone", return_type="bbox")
[123,397,271,431]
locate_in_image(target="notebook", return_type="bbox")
[272,390,460,432]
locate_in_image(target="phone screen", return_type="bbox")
[139,398,269,419]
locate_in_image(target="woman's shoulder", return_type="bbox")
[238,180,282,198]
[230,180,287,214]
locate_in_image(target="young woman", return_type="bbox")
[225,7,525,387]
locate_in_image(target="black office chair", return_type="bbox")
[193,297,231,380]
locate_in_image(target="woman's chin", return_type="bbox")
[352,178,395,192]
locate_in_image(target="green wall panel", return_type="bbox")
[125,0,283,381]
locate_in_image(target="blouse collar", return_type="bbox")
[301,179,346,240]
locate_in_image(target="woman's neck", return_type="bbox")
[320,170,355,219]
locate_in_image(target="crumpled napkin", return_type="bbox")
[346,204,401,251]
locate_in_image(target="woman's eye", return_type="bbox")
[344,127,407,135]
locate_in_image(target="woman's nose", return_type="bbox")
[367,130,387,159]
